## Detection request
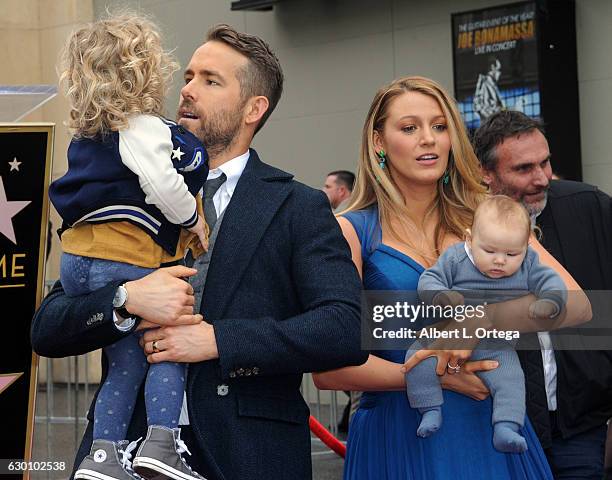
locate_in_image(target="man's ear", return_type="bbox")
[480,166,493,186]
[244,96,270,127]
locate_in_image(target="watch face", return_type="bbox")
[113,285,127,309]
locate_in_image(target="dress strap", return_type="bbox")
[341,206,382,260]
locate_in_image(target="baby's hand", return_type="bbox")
[529,299,558,319]
[434,290,464,307]
[188,215,209,252]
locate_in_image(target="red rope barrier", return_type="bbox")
[309,415,346,458]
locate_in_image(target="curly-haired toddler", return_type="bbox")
[49,12,209,480]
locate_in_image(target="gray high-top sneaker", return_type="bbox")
[132,426,206,480]
[75,438,142,480]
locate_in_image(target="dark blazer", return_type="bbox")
[518,179,612,449]
[32,149,368,480]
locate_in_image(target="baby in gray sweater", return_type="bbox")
[405,195,566,453]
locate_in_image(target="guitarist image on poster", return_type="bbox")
[473,57,505,120]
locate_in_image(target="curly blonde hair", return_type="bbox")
[59,12,179,138]
[343,76,486,265]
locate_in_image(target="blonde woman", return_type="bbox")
[49,12,208,480]
[314,77,591,479]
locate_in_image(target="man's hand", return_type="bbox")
[141,322,219,363]
[440,359,498,401]
[135,320,160,332]
[124,266,202,326]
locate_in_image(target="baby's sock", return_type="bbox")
[417,406,442,437]
[493,421,527,453]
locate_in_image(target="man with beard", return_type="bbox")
[32,25,368,480]
[473,110,612,479]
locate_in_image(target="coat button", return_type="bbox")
[217,384,229,396]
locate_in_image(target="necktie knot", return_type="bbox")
[203,172,227,231]
[204,173,227,199]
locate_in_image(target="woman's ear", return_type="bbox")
[373,130,384,153]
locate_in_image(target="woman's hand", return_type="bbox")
[440,359,498,401]
[401,349,473,375]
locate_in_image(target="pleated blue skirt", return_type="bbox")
[344,390,553,480]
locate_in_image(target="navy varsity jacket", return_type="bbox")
[50,115,208,256]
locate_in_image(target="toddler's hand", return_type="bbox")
[188,215,209,252]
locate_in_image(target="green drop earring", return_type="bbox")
[377,150,387,169]
[442,152,453,185]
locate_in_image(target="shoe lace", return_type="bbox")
[175,430,192,457]
[175,430,204,478]
[118,438,142,475]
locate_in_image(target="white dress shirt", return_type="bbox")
[537,331,557,410]
[530,213,557,411]
[205,150,250,218]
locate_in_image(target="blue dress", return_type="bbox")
[342,208,553,480]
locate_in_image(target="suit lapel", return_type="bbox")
[201,149,293,320]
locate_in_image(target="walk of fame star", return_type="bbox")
[0,177,31,244]
[0,373,23,396]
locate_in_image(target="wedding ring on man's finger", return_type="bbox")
[447,362,461,373]
[152,340,160,353]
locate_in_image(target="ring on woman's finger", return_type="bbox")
[152,340,160,353]
[447,362,461,373]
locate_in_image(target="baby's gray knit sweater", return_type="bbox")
[418,242,567,309]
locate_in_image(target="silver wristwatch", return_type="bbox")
[113,284,134,320]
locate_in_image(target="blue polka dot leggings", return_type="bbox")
[95,334,185,441]
[60,253,187,442]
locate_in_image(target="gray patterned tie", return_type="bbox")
[204,173,227,230]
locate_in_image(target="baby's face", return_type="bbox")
[468,221,528,279]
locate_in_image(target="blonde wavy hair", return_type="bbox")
[342,76,486,265]
[59,12,179,138]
